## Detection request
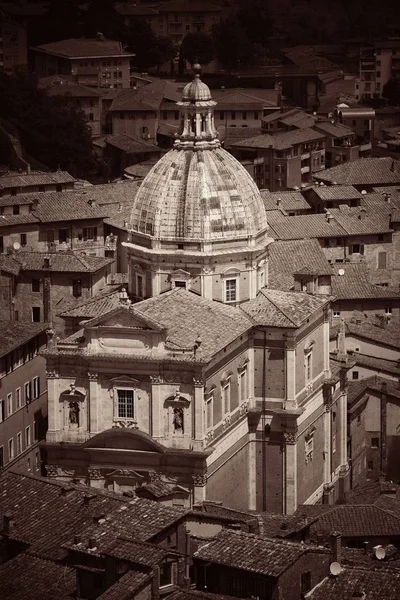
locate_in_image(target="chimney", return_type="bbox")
[96,32,105,41]
[27,164,31,174]
[60,486,75,497]
[358,207,367,220]
[375,314,386,329]
[326,211,333,223]
[331,531,342,565]
[74,535,82,545]
[83,494,96,506]
[3,513,15,534]
[384,193,391,203]
[88,537,97,550]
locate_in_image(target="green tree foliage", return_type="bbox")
[28,0,82,46]
[0,74,96,177]
[180,33,215,66]
[83,0,126,41]
[382,78,400,106]
[124,17,158,70]
[148,37,177,72]
[236,0,272,46]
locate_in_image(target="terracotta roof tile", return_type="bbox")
[97,571,151,600]
[331,263,400,299]
[31,38,134,58]
[269,214,347,239]
[309,505,400,538]
[261,190,312,212]
[329,208,392,234]
[0,553,76,600]
[345,318,400,350]
[305,565,400,600]
[314,121,356,138]
[230,127,325,150]
[14,252,114,274]
[136,289,253,360]
[0,254,21,276]
[268,239,332,291]
[241,288,329,328]
[104,134,161,154]
[58,288,122,318]
[0,213,39,227]
[168,590,246,600]
[313,157,400,186]
[0,321,48,359]
[0,171,75,190]
[194,529,324,576]
[103,537,176,566]
[310,185,362,201]
[351,352,400,377]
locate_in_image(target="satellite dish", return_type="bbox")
[361,189,367,195]
[13,241,21,251]
[329,562,342,576]
[374,546,386,560]
[338,268,345,276]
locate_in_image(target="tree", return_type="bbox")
[212,18,255,70]
[236,0,272,46]
[147,37,177,72]
[124,17,157,71]
[28,0,82,46]
[83,0,126,41]
[180,33,215,67]
[382,78,400,106]
[0,74,96,177]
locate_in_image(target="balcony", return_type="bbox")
[301,152,310,160]
[360,142,372,152]
[301,166,310,174]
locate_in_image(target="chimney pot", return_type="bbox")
[3,513,14,534]
[74,535,81,545]
[88,537,97,549]
[331,531,342,565]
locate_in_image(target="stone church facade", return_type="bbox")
[41,67,350,513]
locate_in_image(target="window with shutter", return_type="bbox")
[378,251,387,269]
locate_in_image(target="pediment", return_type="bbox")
[110,375,140,387]
[83,428,167,454]
[82,306,165,332]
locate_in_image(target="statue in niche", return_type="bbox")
[173,407,184,433]
[69,401,80,426]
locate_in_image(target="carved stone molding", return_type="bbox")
[205,430,214,444]
[46,464,59,477]
[193,377,204,387]
[113,419,138,430]
[88,372,98,380]
[149,471,162,482]
[193,474,207,486]
[284,338,296,351]
[239,400,249,417]
[305,382,313,396]
[111,469,139,478]
[88,468,103,480]
[164,372,192,384]
[46,369,59,379]
[150,375,163,384]
[283,432,297,445]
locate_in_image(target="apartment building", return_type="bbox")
[31,36,135,89]
[0,13,27,75]
[0,322,48,475]
[357,39,400,100]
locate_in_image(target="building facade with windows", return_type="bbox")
[0,322,48,475]
[42,72,348,514]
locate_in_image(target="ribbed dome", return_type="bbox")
[129,146,268,241]
[182,74,212,103]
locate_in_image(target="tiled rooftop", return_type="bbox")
[97,571,151,600]
[0,321,48,359]
[104,134,161,154]
[194,529,324,576]
[305,565,400,600]
[351,352,400,377]
[241,288,329,328]
[269,213,347,239]
[0,170,75,190]
[0,553,76,600]
[260,189,312,212]
[0,254,21,276]
[168,591,246,600]
[345,317,400,350]
[268,239,332,291]
[230,127,325,150]
[313,157,400,186]
[31,38,135,58]
[310,185,362,201]
[314,121,356,138]
[135,289,253,360]
[58,288,122,319]
[329,207,392,235]
[331,263,400,299]
[348,376,400,407]
[309,504,400,538]
[31,192,108,222]
[13,252,114,274]
[103,536,176,567]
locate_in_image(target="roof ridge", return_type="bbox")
[260,289,299,326]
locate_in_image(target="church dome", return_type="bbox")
[129,68,268,243]
[129,147,268,241]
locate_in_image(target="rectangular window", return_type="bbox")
[33,377,40,399]
[305,352,312,382]
[32,307,41,322]
[174,111,179,120]
[305,436,314,463]
[16,432,22,455]
[15,388,21,410]
[32,278,41,292]
[117,389,134,420]
[0,446,3,469]
[231,111,236,120]
[385,307,392,315]
[378,252,387,269]
[225,279,237,302]
[7,393,12,416]
[371,437,379,448]
[239,369,247,403]
[47,229,55,243]
[72,280,82,297]
[222,381,231,415]
[0,399,4,423]
[24,381,32,404]
[25,426,31,447]
[219,111,225,119]
[35,451,40,471]
[242,111,247,120]
[368,460,373,470]
[59,228,69,243]
[254,111,259,120]
[27,457,31,471]
[206,396,213,430]
[137,275,144,298]
[352,371,359,380]
[8,438,14,461]
[13,204,20,215]
[83,227,97,241]
[159,563,173,588]
[20,233,27,247]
